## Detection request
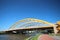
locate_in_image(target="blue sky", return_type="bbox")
[0,0,60,31]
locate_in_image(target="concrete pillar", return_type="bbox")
[53,26,58,34]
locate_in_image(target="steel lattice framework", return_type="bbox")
[9,18,56,30]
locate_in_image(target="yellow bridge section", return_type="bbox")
[8,18,60,34]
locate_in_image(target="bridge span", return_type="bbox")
[4,18,60,34]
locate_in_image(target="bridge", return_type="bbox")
[5,18,60,34]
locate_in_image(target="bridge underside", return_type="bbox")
[6,27,54,34]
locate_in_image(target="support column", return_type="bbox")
[53,26,58,34]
